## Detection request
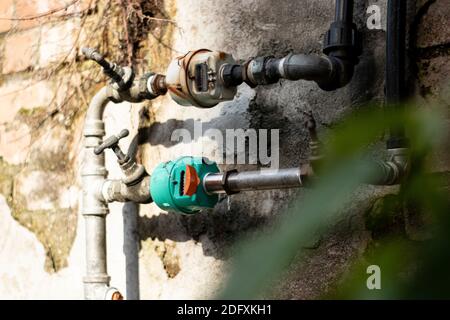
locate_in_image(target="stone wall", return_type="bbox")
[0,0,448,299]
[0,0,126,298]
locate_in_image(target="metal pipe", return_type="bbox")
[386,0,408,149]
[82,57,166,299]
[369,148,409,185]
[82,48,128,90]
[242,0,358,91]
[82,86,115,300]
[204,153,407,194]
[335,0,353,23]
[203,168,303,194]
[273,54,334,83]
[102,176,152,204]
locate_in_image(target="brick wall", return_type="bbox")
[0,0,157,299]
[0,0,99,275]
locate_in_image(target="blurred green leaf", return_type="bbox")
[219,105,447,299]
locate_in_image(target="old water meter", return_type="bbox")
[165,49,239,108]
[150,156,220,214]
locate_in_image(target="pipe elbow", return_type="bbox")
[368,148,409,185]
[85,86,114,125]
[317,56,355,91]
[245,53,355,91]
[279,54,355,91]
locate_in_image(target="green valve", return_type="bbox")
[150,156,220,214]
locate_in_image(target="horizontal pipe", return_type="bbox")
[202,152,407,195]
[276,54,334,83]
[203,168,303,194]
[245,54,334,87]
[228,0,357,91]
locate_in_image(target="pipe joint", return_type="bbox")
[102,176,152,204]
[113,73,167,103]
[244,52,355,91]
[245,56,279,86]
[83,120,106,138]
[243,0,359,91]
[317,55,354,91]
[370,148,409,185]
[221,64,244,87]
[83,281,123,300]
[323,21,359,62]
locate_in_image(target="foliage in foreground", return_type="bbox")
[219,104,449,299]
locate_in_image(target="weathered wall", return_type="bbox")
[0,0,448,299]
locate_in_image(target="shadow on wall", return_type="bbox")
[136,199,273,260]
[122,0,383,264]
[126,129,291,261]
[123,0,388,297]
[137,118,219,148]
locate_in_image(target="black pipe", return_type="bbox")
[386,0,408,149]
[237,0,360,91]
[323,0,358,61]
[335,0,353,23]
[319,0,359,90]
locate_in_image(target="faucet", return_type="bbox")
[97,129,152,204]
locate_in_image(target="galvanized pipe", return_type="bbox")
[102,176,152,204]
[273,54,334,83]
[82,86,116,300]
[81,53,165,298]
[203,168,303,194]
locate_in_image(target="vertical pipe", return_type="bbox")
[82,87,112,299]
[335,0,353,23]
[386,0,408,148]
[322,0,358,90]
[123,202,140,300]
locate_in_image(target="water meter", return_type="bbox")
[150,156,220,214]
[165,49,239,108]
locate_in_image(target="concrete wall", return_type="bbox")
[0,0,448,299]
